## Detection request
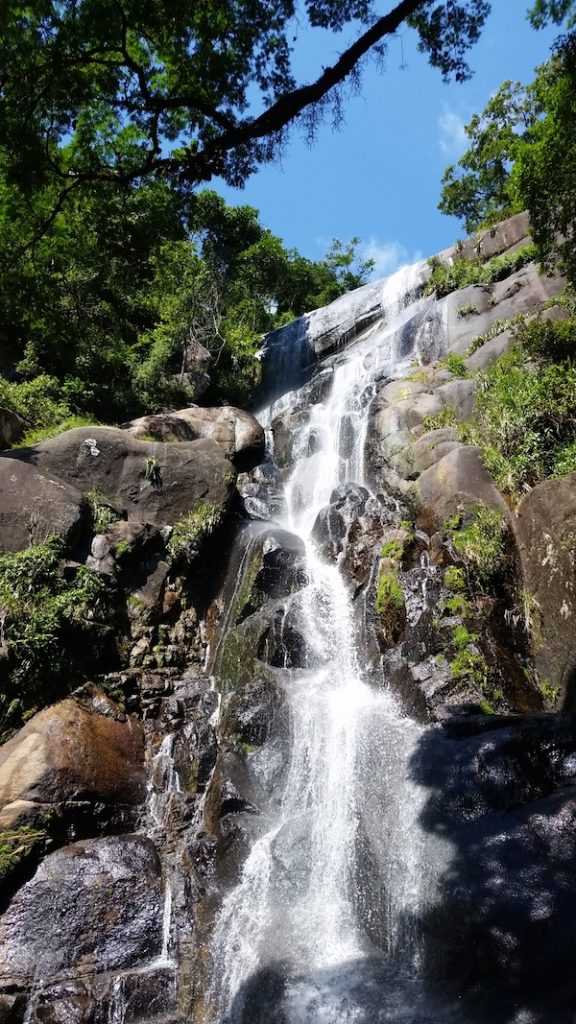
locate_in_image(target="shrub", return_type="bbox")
[375,571,404,617]
[0,539,111,738]
[167,501,223,557]
[457,303,480,318]
[445,505,509,592]
[475,346,576,494]
[440,353,470,378]
[423,406,459,431]
[425,245,537,299]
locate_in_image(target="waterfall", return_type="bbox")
[205,264,456,1024]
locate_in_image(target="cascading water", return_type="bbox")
[205,263,456,1023]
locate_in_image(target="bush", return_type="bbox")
[445,505,509,592]
[440,353,469,377]
[425,245,537,299]
[0,539,112,738]
[474,345,576,494]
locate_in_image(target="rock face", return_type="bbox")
[124,405,265,472]
[0,458,88,552]
[413,445,511,532]
[2,427,236,535]
[516,474,576,703]
[0,835,163,986]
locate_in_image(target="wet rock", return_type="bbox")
[0,836,163,986]
[124,405,265,472]
[516,473,576,705]
[2,427,235,531]
[237,462,286,521]
[0,458,88,554]
[221,674,287,749]
[203,751,264,886]
[311,484,371,560]
[218,596,310,687]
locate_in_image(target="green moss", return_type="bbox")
[375,571,404,617]
[380,539,404,562]
[0,825,50,886]
[452,624,477,650]
[478,699,496,715]
[187,763,199,794]
[539,679,560,709]
[446,505,508,592]
[449,646,488,688]
[444,565,466,592]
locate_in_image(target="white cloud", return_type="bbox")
[360,238,421,280]
[438,106,467,159]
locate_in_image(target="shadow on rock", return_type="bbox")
[222,956,470,1024]
[408,711,576,1024]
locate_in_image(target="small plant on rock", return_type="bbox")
[457,303,480,318]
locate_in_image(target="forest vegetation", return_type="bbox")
[0,0,574,436]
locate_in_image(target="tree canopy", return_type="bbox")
[0,1,490,205]
[438,26,576,287]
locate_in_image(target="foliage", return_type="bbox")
[471,333,576,494]
[374,571,404,618]
[466,314,526,355]
[449,644,488,688]
[167,501,224,557]
[457,303,480,318]
[444,505,509,591]
[0,538,111,738]
[0,1,491,212]
[0,179,374,424]
[423,406,459,431]
[87,490,122,534]
[438,79,538,233]
[440,353,470,377]
[438,28,576,288]
[425,246,537,299]
[538,678,561,708]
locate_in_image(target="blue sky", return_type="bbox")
[216,2,560,277]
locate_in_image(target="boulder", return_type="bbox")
[0,458,88,553]
[2,427,236,531]
[434,378,476,422]
[0,835,163,986]
[515,473,576,705]
[466,327,516,372]
[411,428,463,475]
[124,405,265,472]
[0,695,145,813]
[0,407,25,450]
[412,446,511,532]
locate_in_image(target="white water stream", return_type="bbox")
[207,265,453,1023]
